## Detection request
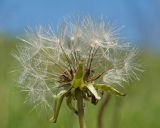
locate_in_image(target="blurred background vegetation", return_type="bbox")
[0,33,160,128]
[1,0,160,128]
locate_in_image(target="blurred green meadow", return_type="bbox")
[0,36,160,128]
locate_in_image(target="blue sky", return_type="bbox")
[0,0,160,49]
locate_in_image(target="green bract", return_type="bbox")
[50,61,125,123]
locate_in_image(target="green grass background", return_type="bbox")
[0,36,160,128]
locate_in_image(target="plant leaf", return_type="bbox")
[50,90,67,123]
[86,83,101,100]
[71,62,84,89]
[94,84,126,96]
[66,95,78,115]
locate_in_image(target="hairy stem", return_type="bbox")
[75,89,86,128]
[97,93,111,128]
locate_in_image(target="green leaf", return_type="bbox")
[66,95,78,115]
[50,90,67,123]
[71,62,84,89]
[94,84,126,96]
[86,83,101,100]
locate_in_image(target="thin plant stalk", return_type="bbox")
[110,98,122,128]
[76,89,86,128]
[97,93,111,128]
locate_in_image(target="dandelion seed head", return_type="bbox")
[14,16,142,110]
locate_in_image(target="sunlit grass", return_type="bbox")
[0,37,160,128]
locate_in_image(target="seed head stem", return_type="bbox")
[75,89,86,128]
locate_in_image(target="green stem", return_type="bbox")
[97,93,111,128]
[75,89,86,128]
